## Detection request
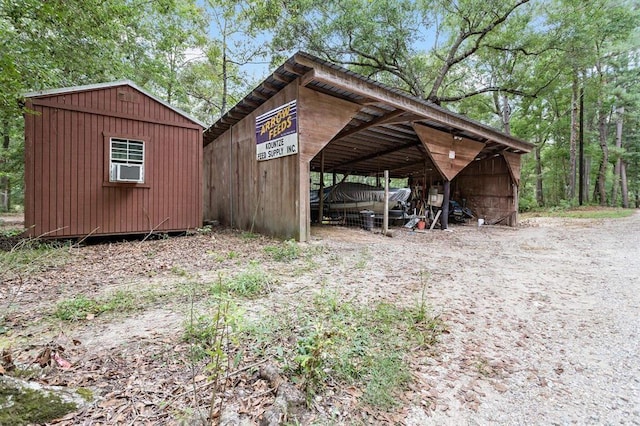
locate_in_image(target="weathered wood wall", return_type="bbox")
[24,85,202,238]
[453,155,518,225]
[203,83,360,241]
[204,82,301,240]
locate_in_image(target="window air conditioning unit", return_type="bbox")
[111,163,143,183]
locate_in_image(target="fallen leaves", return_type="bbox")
[34,343,72,369]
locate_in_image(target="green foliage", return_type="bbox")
[221,267,273,298]
[240,282,445,408]
[53,290,139,321]
[263,239,300,261]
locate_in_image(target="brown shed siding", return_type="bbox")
[25,84,203,238]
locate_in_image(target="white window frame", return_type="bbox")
[109,137,145,183]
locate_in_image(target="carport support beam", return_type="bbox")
[383,170,389,235]
[441,180,450,230]
[319,150,325,225]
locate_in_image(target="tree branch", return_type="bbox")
[427,0,531,103]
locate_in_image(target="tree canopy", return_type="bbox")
[1,0,639,210]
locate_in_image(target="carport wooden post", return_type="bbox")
[383,170,389,235]
[318,149,325,224]
[442,180,450,229]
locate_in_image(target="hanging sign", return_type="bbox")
[255,100,298,161]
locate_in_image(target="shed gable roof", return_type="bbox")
[24,80,206,128]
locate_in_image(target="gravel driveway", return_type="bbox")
[381,213,640,425]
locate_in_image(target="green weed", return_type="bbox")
[53,289,140,321]
[53,296,99,321]
[222,267,273,298]
[240,288,444,408]
[363,354,411,409]
[354,247,371,270]
[264,239,300,261]
[170,266,189,277]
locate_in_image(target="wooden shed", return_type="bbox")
[24,80,204,238]
[203,52,535,242]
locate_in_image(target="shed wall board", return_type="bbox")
[24,85,202,238]
[203,82,300,240]
[454,156,518,225]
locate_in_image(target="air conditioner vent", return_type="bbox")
[111,163,143,183]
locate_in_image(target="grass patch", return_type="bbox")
[522,207,635,219]
[0,242,69,275]
[263,239,300,261]
[53,289,141,321]
[363,354,411,409]
[239,289,445,409]
[214,267,274,298]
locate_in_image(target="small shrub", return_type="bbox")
[294,324,334,397]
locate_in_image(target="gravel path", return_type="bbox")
[384,214,640,424]
[311,212,640,424]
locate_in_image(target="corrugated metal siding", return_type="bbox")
[24,85,202,238]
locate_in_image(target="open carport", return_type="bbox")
[203,52,534,241]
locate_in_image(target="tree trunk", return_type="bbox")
[620,161,629,208]
[1,118,10,212]
[596,101,608,206]
[535,145,544,206]
[611,106,623,206]
[501,94,511,135]
[568,74,579,200]
[221,25,228,115]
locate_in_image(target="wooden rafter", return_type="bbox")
[328,140,421,171]
[332,109,406,141]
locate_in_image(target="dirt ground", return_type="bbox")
[1,211,639,424]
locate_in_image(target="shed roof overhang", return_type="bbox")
[204,52,534,180]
